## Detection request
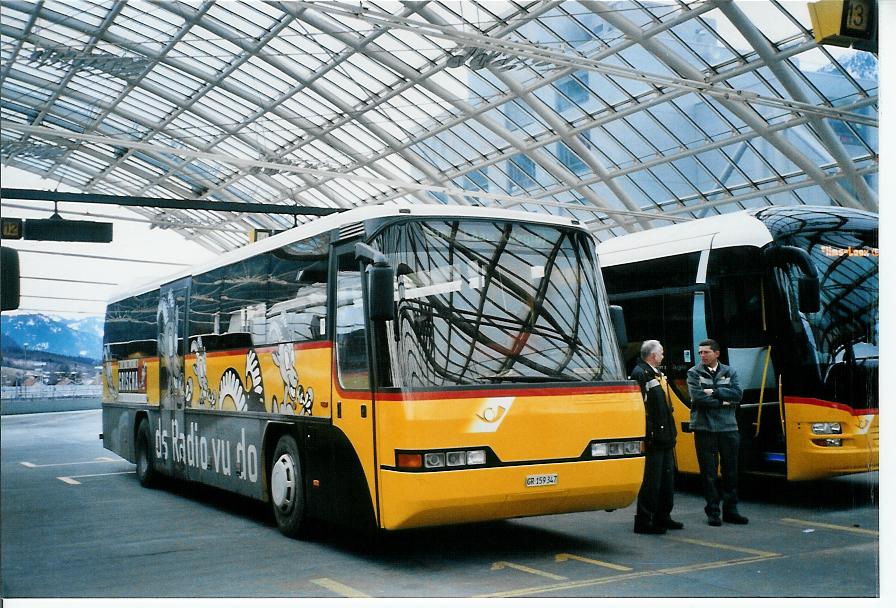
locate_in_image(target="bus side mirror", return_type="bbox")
[799,276,820,314]
[762,244,820,314]
[366,264,395,322]
[609,305,627,349]
[1,246,20,312]
[356,242,395,322]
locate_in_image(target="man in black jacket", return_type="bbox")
[631,340,681,534]
[687,338,748,527]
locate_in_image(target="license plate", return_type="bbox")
[525,474,558,487]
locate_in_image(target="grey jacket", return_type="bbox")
[686,362,743,432]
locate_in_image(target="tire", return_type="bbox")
[270,434,308,537]
[135,418,158,488]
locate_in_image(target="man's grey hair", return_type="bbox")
[640,339,662,359]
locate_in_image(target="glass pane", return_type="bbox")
[335,252,369,390]
[375,219,622,388]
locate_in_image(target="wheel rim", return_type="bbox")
[271,452,297,512]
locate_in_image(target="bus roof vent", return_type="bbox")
[339,221,365,241]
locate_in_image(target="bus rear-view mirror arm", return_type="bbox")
[355,242,395,322]
[609,305,627,351]
[762,245,820,314]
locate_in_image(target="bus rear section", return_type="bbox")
[374,384,644,530]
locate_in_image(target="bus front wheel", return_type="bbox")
[270,434,308,537]
[135,419,158,488]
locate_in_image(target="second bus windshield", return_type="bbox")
[373,219,621,388]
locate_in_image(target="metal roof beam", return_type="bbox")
[718,2,877,211]
[410,1,653,228]
[283,2,467,206]
[151,0,438,209]
[591,0,864,210]
[309,1,875,127]
[0,188,338,216]
[585,161,878,232]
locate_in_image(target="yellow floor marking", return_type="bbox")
[663,536,781,558]
[555,553,632,572]
[478,553,781,598]
[492,561,568,581]
[57,471,135,485]
[21,457,121,468]
[780,518,879,537]
[310,578,370,598]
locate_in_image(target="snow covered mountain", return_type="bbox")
[1,314,104,360]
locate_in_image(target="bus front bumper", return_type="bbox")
[787,433,879,481]
[377,457,644,530]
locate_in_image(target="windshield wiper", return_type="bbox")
[476,373,571,384]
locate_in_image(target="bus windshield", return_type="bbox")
[374,219,623,388]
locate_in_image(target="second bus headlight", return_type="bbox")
[445,451,466,467]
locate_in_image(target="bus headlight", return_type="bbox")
[811,422,842,435]
[397,448,489,471]
[591,440,642,458]
[465,450,487,465]
[445,451,466,467]
[424,452,446,468]
[591,443,608,457]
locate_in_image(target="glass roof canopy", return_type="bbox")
[0,0,879,252]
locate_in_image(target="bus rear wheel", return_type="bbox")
[270,434,308,537]
[135,419,158,488]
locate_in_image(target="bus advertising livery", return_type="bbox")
[102,205,646,537]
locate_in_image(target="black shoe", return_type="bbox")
[707,514,722,527]
[657,518,684,530]
[634,522,667,535]
[723,512,749,525]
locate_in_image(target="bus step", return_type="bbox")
[762,452,785,463]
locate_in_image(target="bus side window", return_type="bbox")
[707,247,766,349]
[266,255,328,344]
[203,255,271,347]
[104,290,160,359]
[335,251,369,390]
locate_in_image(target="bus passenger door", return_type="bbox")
[330,245,380,528]
[158,278,190,478]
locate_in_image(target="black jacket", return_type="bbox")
[631,359,677,449]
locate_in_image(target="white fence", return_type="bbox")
[1,385,103,400]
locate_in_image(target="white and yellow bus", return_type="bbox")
[103,204,645,537]
[598,206,878,482]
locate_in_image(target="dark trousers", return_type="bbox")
[635,446,675,525]
[694,430,740,517]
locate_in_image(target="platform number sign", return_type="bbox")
[1,218,23,239]
[842,0,873,37]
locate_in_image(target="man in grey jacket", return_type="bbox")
[687,338,748,527]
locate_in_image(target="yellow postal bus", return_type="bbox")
[598,206,878,481]
[103,205,645,537]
